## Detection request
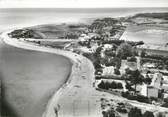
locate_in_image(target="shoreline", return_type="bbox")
[1,29,86,117]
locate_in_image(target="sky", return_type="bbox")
[0,0,168,8]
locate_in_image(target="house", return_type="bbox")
[79,34,90,42]
[151,73,163,89]
[102,66,115,76]
[145,73,163,98]
[143,63,156,69]
[162,84,168,91]
[120,60,137,74]
[147,86,159,98]
[103,44,113,50]
[163,92,168,99]
[140,84,148,96]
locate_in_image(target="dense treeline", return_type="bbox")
[98,81,123,90]
[131,13,168,20]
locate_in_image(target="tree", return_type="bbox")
[114,68,120,75]
[116,43,134,59]
[128,107,142,117]
[116,106,127,113]
[111,81,117,89]
[113,57,121,69]
[144,74,152,85]
[105,82,111,90]
[140,49,146,57]
[135,41,144,46]
[143,111,154,117]
[156,112,166,117]
[102,110,115,117]
[108,110,115,117]
[117,83,123,89]
[102,111,108,117]
[94,59,102,69]
[98,81,105,89]
[128,70,144,93]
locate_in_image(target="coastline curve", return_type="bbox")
[1,29,95,117]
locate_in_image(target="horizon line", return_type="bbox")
[0,7,168,9]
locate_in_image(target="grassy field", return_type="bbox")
[0,39,72,117]
[28,24,87,39]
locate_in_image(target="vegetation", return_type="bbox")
[114,68,121,75]
[116,43,136,59]
[122,91,150,104]
[140,49,146,57]
[116,106,127,113]
[128,107,142,117]
[102,57,121,69]
[131,13,168,20]
[127,57,137,62]
[156,112,166,117]
[143,111,154,117]
[104,49,116,57]
[88,17,124,36]
[102,110,116,117]
[143,75,152,85]
[9,29,42,39]
[141,54,168,70]
[124,69,144,93]
[98,81,123,90]
[161,101,168,108]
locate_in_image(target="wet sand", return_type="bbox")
[121,25,168,44]
[0,38,72,117]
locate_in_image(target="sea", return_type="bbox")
[0,8,168,32]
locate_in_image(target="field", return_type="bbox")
[28,24,87,39]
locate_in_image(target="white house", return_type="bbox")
[147,86,159,98]
[102,66,115,76]
[150,73,163,89]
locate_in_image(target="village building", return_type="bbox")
[163,92,168,99]
[142,63,156,69]
[150,73,163,89]
[79,33,90,42]
[147,86,159,98]
[102,66,115,76]
[120,60,137,74]
[147,73,162,98]
[139,73,163,98]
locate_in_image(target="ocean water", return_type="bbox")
[0,38,72,117]
[0,8,168,31]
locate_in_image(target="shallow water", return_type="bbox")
[0,39,72,117]
[121,25,168,44]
